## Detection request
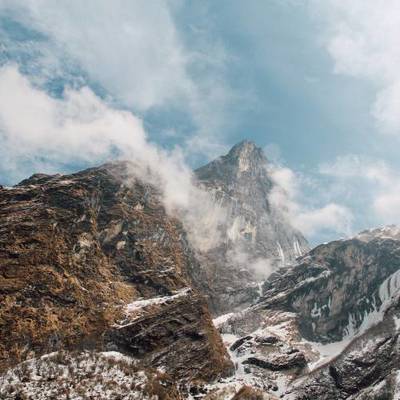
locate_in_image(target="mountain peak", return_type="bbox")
[356,225,400,242]
[195,139,268,183]
[227,140,266,165]
[225,140,267,176]
[229,139,257,152]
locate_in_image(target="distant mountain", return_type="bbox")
[193,140,309,313]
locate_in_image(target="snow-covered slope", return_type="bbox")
[209,227,400,398]
[0,351,181,400]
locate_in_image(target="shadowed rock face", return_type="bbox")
[193,141,309,314]
[0,162,232,383]
[260,231,400,342]
[290,299,400,400]
[214,227,400,398]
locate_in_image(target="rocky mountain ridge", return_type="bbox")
[0,162,232,398]
[215,226,400,398]
[0,141,399,399]
[193,140,309,314]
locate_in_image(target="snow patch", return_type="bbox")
[394,370,400,400]
[307,268,400,371]
[116,240,126,250]
[357,225,400,242]
[305,337,353,370]
[293,239,303,258]
[213,313,235,328]
[393,315,400,330]
[78,235,92,248]
[344,268,400,337]
[100,351,134,364]
[257,281,263,298]
[0,351,156,400]
[125,287,190,313]
[311,297,331,319]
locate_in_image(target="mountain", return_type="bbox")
[1,141,399,399]
[216,226,400,398]
[291,303,400,399]
[0,162,232,399]
[195,140,308,265]
[260,226,400,342]
[193,140,309,314]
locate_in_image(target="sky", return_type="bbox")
[1,0,400,245]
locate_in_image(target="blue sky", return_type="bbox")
[1,0,400,244]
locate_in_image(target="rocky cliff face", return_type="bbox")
[289,295,400,399]
[215,226,400,398]
[0,162,232,398]
[260,227,400,342]
[193,141,309,314]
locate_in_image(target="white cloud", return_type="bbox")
[320,154,400,225]
[227,246,275,280]
[0,0,191,111]
[319,155,395,185]
[0,65,147,178]
[268,164,353,238]
[294,204,352,238]
[307,0,400,224]
[0,0,233,158]
[317,0,400,134]
[0,64,226,251]
[373,193,400,222]
[269,166,298,199]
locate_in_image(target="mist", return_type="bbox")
[0,64,228,253]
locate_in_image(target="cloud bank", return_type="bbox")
[0,0,190,111]
[0,65,146,179]
[318,0,400,135]
[320,155,400,225]
[268,164,353,239]
[0,0,233,159]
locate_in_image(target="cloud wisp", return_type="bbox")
[0,64,227,252]
[320,155,400,225]
[268,164,353,239]
[317,0,400,135]
[0,0,234,160]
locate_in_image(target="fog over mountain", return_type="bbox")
[1,143,399,399]
[0,1,400,399]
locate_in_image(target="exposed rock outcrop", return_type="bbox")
[214,227,400,398]
[260,228,400,342]
[193,141,309,314]
[0,162,232,388]
[289,297,400,399]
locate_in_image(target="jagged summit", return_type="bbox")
[356,225,400,242]
[226,139,266,164]
[192,140,309,313]
[194,140,308,263]
[195,140,269,183]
